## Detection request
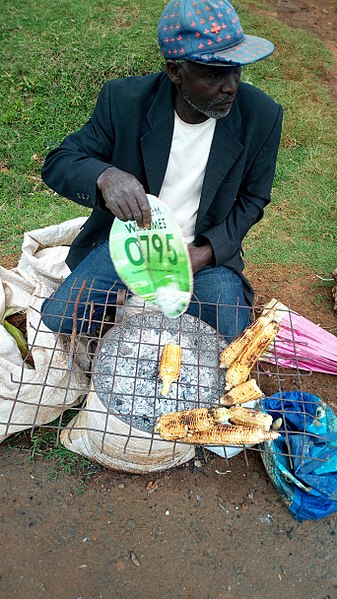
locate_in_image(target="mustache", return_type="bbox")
[208,96,233,107]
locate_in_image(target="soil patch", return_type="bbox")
[267,0,337,98]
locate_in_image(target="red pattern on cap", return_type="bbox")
[159,0,274,65]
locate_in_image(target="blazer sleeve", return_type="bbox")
[41,82,115,211]
[197,105,283,266]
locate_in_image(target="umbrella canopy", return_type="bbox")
[261,299,337,375]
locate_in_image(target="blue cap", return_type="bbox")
[158,0,275,66]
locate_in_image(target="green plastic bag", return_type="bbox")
[109,194,193,318]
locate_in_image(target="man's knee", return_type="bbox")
[40,297,73,334]
[193,265,245,302]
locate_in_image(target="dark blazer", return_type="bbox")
[42,71,283,304]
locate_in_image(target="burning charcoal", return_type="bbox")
[92,312,227,433]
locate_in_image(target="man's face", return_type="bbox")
[173,61,241,122]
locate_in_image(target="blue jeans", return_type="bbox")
[41,240,250,341]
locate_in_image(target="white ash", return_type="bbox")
[92,311,227,433]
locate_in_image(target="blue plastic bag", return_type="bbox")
[261,391,337,522]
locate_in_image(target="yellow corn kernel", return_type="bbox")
[211,407,231,424]
[220,379,263,406]
[226,406,273,431]
[159,342,182,396]
[225,321,280,391]
[219,306,277,369]
[178,424,280,446]
[154,407,216,439]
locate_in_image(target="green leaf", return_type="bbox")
[2,319,29,359]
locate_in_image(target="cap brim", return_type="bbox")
[192,35,275,67]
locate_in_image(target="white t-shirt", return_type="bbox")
[159,112,216,244]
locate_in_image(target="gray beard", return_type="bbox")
[183,93,232,119]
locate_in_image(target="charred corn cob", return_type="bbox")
[220,379,263,406]
[225,321,280,391]
[159,342,182,396]
[225,406,273,431]
[154,407,215,439]
[178,424,280,446]
[155,405,274,440]
[219,306,277,369]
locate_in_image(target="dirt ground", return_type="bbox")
[1,2,337,599]
[271,0,337,98]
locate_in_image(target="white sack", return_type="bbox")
[0,218,89,442]
[15,216,87,287]
[61,384,195,473]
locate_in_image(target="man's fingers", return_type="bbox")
[133,193,152,228]
[111,195,150,228]
[138,195,152,228]
[120,193,151,228]
[188,243,214,273]
[97,166,152,226]
[105,201,127,222]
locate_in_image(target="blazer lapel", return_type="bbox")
[141,77,244,212]
[196,102,244,226]
[141,76,175,196]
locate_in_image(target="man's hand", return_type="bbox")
[188,242,214,274]
[97,166,152,228]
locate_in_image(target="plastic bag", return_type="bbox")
[261,391,337,521]
[109,195,193,318]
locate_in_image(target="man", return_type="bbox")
[41,0,283,340]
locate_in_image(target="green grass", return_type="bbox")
[0,0,165,256]
[3,412,102,487]
[234,2,337,276]
[1,0,336,273]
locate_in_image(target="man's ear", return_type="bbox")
[165,60,184,85]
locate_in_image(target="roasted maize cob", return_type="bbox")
[225,406,273,431]
[159,342,182,396]
[219,306,277,369]
[220,378,263,406]
[178,424,279,446]
[154,407,215,439]
[225,321,280,391]
[155,405,275,439]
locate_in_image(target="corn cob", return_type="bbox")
[220,378,263,406]
[154,407,216,439]
[219,306,277,369]
[272,417,283,431]
[177,424,280,446]
[225,406,273,431]
[225,321,280,391]
[155,405,275,440]
[159,342,182,396]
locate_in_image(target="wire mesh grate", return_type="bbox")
[3,280,332,470]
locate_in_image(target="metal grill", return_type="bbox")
[4,280,330,470]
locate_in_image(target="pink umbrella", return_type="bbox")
[261,299,337,375]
